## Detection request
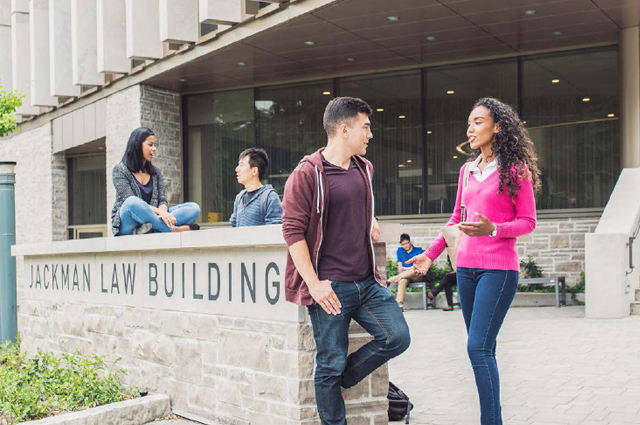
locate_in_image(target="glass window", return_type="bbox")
[256,80,332,196]
[338,71,422,216]
[424,60,518,214]
[67,154,106,226]
[521,48,619,209]
[186,89,255,222]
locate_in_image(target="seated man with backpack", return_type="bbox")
[230,148,283,227]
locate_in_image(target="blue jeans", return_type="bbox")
[118,196,200,235]
[456,267,519,425]
[307,275,410,425]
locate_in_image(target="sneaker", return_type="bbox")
[188,223,200,230]
[133,222,153,235]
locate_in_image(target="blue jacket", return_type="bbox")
[230,184,283,227]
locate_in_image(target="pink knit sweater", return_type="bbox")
[425,163,536,271]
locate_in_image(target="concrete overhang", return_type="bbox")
[145,0,639,94]
[10,0,640,133]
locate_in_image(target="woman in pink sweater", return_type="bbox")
[410,97,540,425]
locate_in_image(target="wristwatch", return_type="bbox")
[489,226,497,238]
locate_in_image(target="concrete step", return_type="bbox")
[631,302,640,316]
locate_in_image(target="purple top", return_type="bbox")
[136,177,153,204]
[317,156,372,282]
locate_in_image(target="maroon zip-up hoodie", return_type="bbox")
[281,148,382,306]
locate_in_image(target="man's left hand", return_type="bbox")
[371,218,381,243]
[458,213,496,237]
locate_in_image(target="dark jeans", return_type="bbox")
[307,275,411,425]
[431,272,456,307]
[456,267,518,425]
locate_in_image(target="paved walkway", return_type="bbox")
[389,306,640,425]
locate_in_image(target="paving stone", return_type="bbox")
[389,306,640,425]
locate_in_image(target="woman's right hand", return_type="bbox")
[406,253,432,275]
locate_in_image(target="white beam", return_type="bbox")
[199,0,244,25]
[159,0,198,44]
[0,0,11,90]
[11,0,28,13]
[97,0,129,74]
[49,0,79,97]
[29,0,57,106]
[125,0,162,60]
[70,0,102,86]
[11,9,39,115]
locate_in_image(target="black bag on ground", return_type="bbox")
[388,381,413,423]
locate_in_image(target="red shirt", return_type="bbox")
[318,157,371,282]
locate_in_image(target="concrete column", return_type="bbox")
[29,0,57,107]
[159,0,198,44]
[125,0,162,60]
[11,3,39,116]
[49,0,79,97]
[620,26,640,168]
[97,0,130,74]
[70,0,102,86]
[0,0,11,90]
[199,0,244,25]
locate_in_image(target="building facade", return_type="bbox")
[1,0,639,287]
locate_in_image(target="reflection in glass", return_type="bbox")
[68,154,106,225]
[522,48,619,208]
[186,89,255,222]
[256,80,332,197]
[338,71,422,216]
[425,60,517,213]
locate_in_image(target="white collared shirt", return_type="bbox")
[467,155,498,182]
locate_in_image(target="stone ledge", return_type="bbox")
[18,394,170,425]
[12,225,286,256]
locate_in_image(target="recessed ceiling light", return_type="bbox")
[303,41,315,46]
[407,159,412,163]
[322,91,331,95]
[398,115,406,119]
[376,108,384,112]
[347,57,355,62]
[178,78,187,82]
[551,31,562,36]
[453,155,459,159]
[607,113,615,117]
[523,10,536,16]
[551,79,560,84]
[426,36,437,42]
[237,61,246,67]
[386,16,399,22]
[582,97,591,102]
[523,120,527,124]
[398,164,406,168]
[446,90,455,95]
[427,130,432,134]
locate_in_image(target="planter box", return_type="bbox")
[18,394,170,425]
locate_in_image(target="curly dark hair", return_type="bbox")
[470,97,540,198]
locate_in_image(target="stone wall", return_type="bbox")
[140,85,183,205]
[386,215,600,285]
[14,229,389,425]
[18,298,386,425]
[105,85,142,235]
[51,152,67,241]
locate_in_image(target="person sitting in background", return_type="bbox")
[111,127,200,236]
[230,148,283,227]
[429,271,456,311]
[387,233,425,310]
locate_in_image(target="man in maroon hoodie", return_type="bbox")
[282,97,410,425]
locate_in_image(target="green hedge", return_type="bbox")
[0,339,137,424]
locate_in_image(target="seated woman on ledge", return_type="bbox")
[111,127,200,236]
